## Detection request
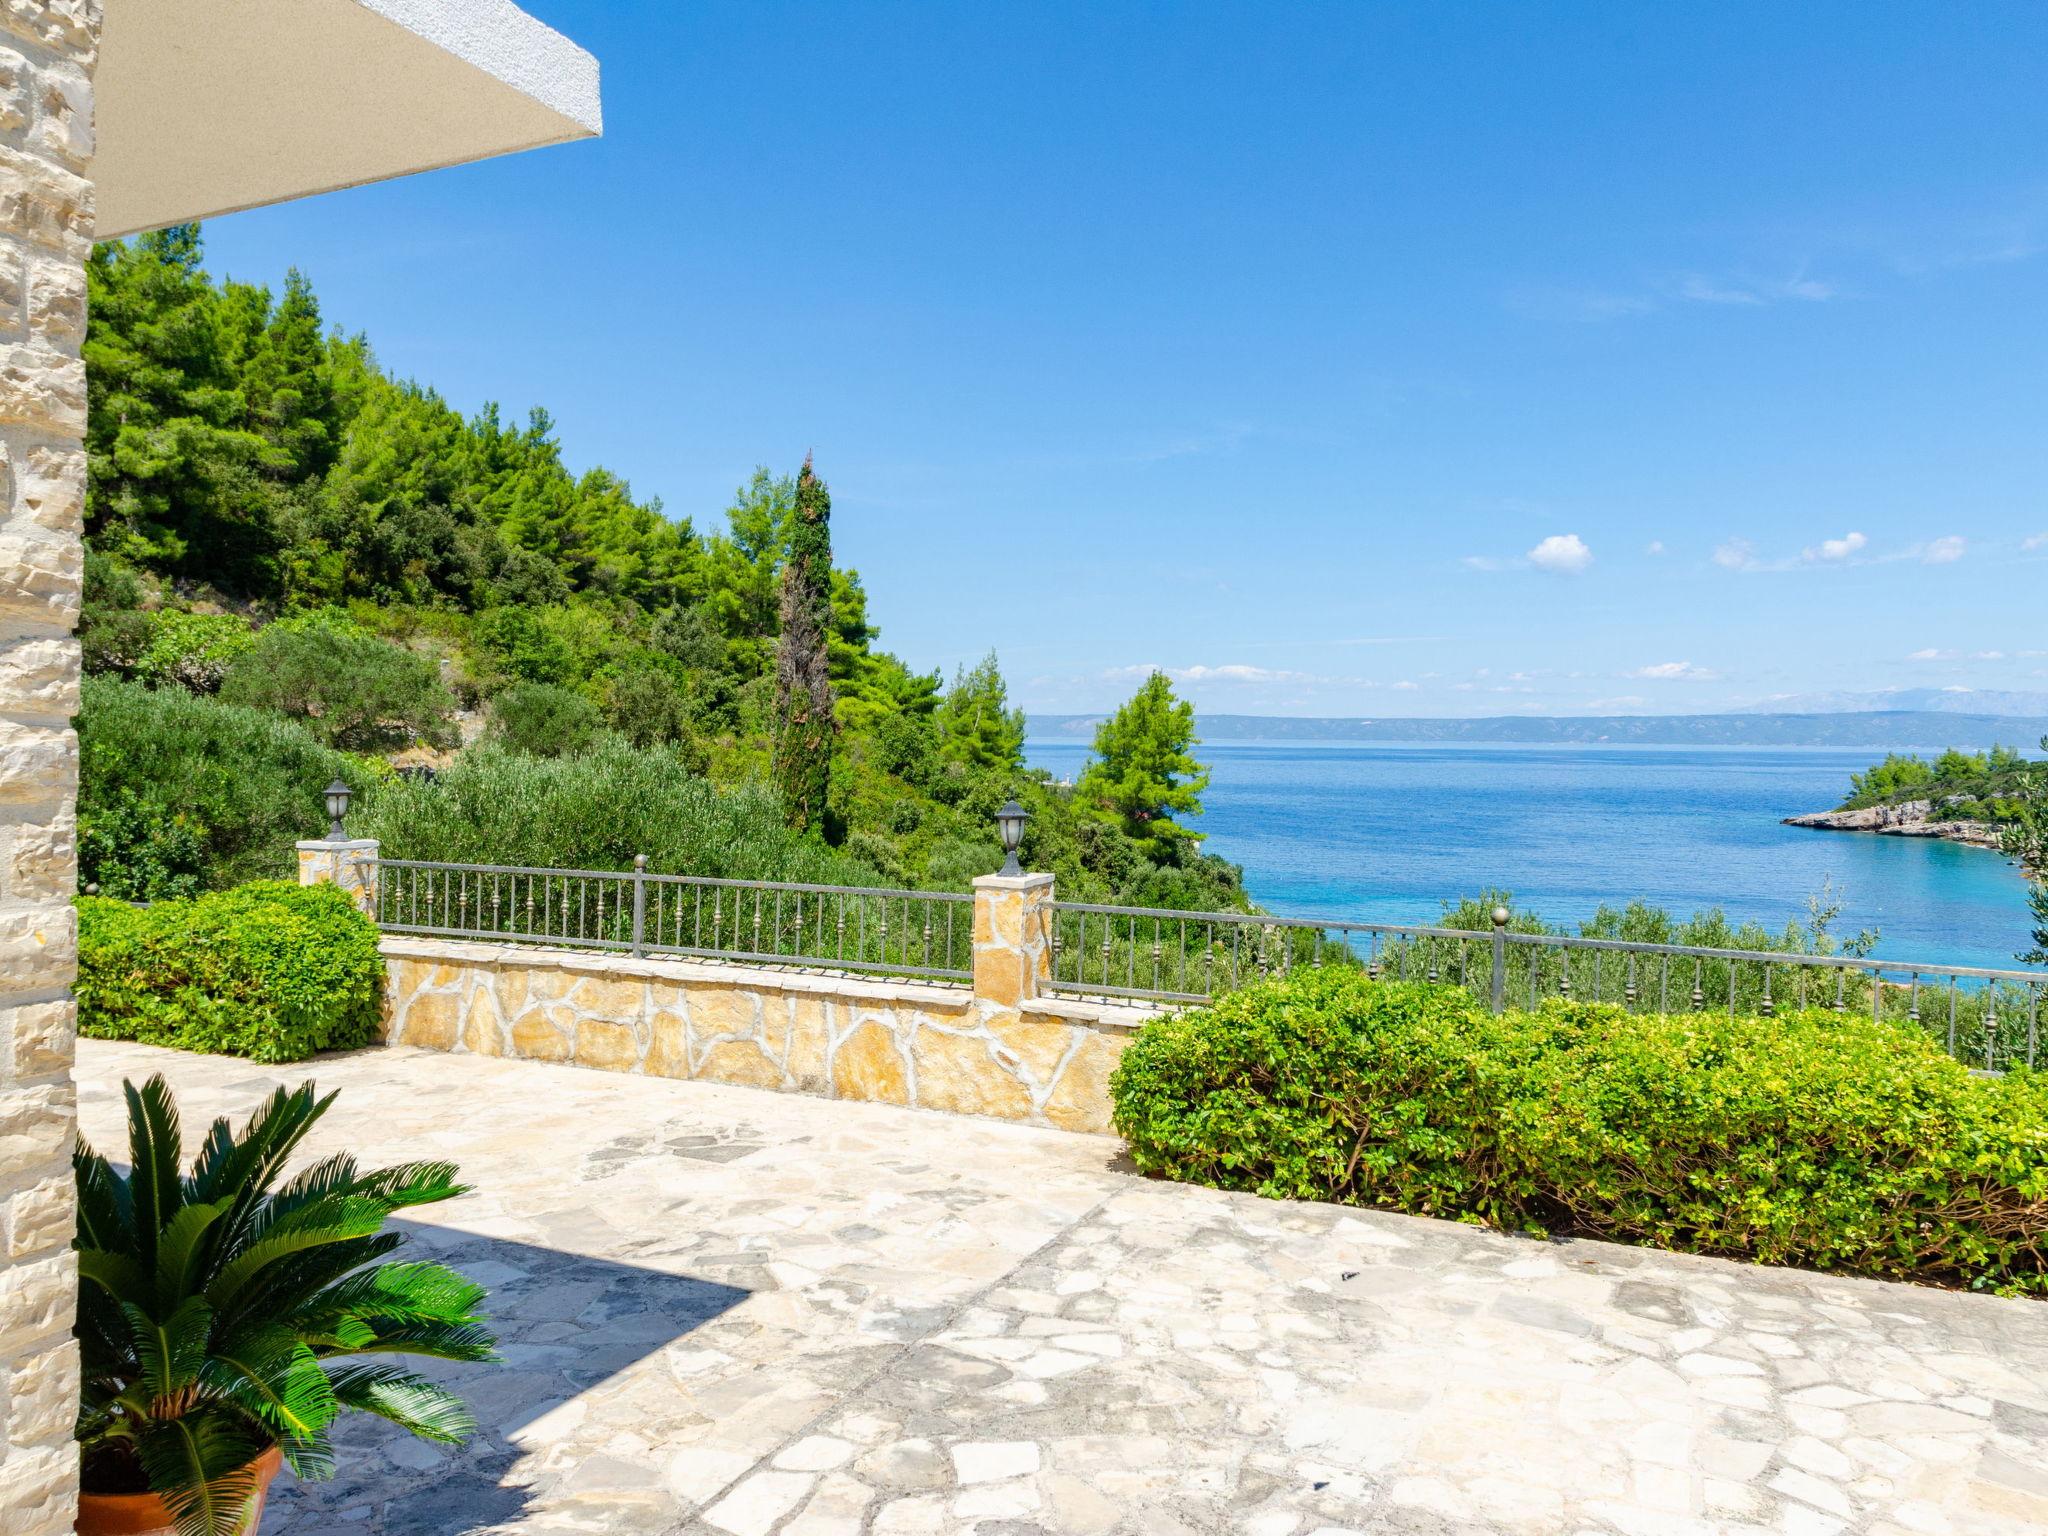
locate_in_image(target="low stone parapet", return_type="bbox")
[379,936,1154,1133]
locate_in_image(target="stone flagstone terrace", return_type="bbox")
[75,1038,2048,1536]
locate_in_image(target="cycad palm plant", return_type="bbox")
[74,1075,496,1536]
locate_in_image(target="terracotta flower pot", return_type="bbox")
[76,1446,284,1536]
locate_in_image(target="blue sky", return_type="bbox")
[192,1,2048,718]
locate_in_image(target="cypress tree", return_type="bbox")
[772,454,836,834]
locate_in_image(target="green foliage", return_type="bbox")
[136,611,256,694]
[73,1075,492,1533]
[1111,971,2048,1293]
[771,457,836,835]
[1847,752,1937,804]
[1843,742,2041,817]
[470,606,579,689]
[486,683,601,758]
[84,228,275,587]
[936,651,1026,774]
[79,551,154,677]
[76,883,383,1062]
[1077,671,1209,854]
[220,618,453,752]
[599,658,697,755]
[1439,879,1876,960]
[355,737,881,883]
[88,226,690,611]
[77,678,354,899]
[700,467,792,670]
[2001,742,2048,965]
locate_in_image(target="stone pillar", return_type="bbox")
[970,872,1054,1011]
[297,837,381,919]
[0,4,99,1532]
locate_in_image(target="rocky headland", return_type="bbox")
[1782,798,2007,851]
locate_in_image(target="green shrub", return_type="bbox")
[76,882,383,1062]
[486,681,601,757]
[220,619,454,751]
[77,676,357,897]
[601,658,695,750]
[135,609,256,692]
[1111,971,2048,1294]
[356,736,883,884]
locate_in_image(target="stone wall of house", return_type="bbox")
[0,3,98,1531]
[378,931,1147,1134]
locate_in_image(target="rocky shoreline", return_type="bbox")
[1782,798,2008,851]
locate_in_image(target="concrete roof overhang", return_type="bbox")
[94,0,601,239]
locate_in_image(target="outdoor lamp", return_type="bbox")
[324,777,353,841]
[996,799,1029,876]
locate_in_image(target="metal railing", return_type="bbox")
[1047,900,2048,1071]
[365,856,2048,1070]
[374,859,973,981]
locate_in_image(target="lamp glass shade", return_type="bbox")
[324,778,352,838]
[995,799,1029,875]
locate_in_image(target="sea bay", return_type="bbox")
[1026,740,2037,972]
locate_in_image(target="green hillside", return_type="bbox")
[77,227,1243,915]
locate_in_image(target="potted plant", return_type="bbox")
[73,1075,497,1536]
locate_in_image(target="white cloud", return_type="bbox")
[1174,664,1308,683]
[1717,530,1965,572]
[1712,538,1760,571]
[1464,535,1593,575]
[1906,646,2007,662]
[2024,532,2048,552]
[1802,530,1867,563]
[1390,680,1420,692]
[1921,534,1966,564]
[1526,533,1593,575]
[1104,662,1311,685]
[1630,661,1717,681]
[1678,275,1763,306]
[1677,272,1835,306]
[1644,540,1666,556]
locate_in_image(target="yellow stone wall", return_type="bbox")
[379,939,1147,1134]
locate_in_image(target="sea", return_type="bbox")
[1024,741,2038,973]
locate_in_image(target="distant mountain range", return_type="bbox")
[1028,711,2048,750]
[1738,688,2048,717]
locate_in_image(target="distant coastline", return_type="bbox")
[1028,710,2048,751]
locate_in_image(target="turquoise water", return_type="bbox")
[1025,741,2038,972]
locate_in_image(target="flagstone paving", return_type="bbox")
[76,1039,2048,1536]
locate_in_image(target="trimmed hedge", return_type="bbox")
[76,882,384,1063]
[1110,970,2048,1294]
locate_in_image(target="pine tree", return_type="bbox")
[1078,671,1210,856]
[772,455,836,834]
[83,226,273,586]
[244,267,338,481]
[937,651,1026,772]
